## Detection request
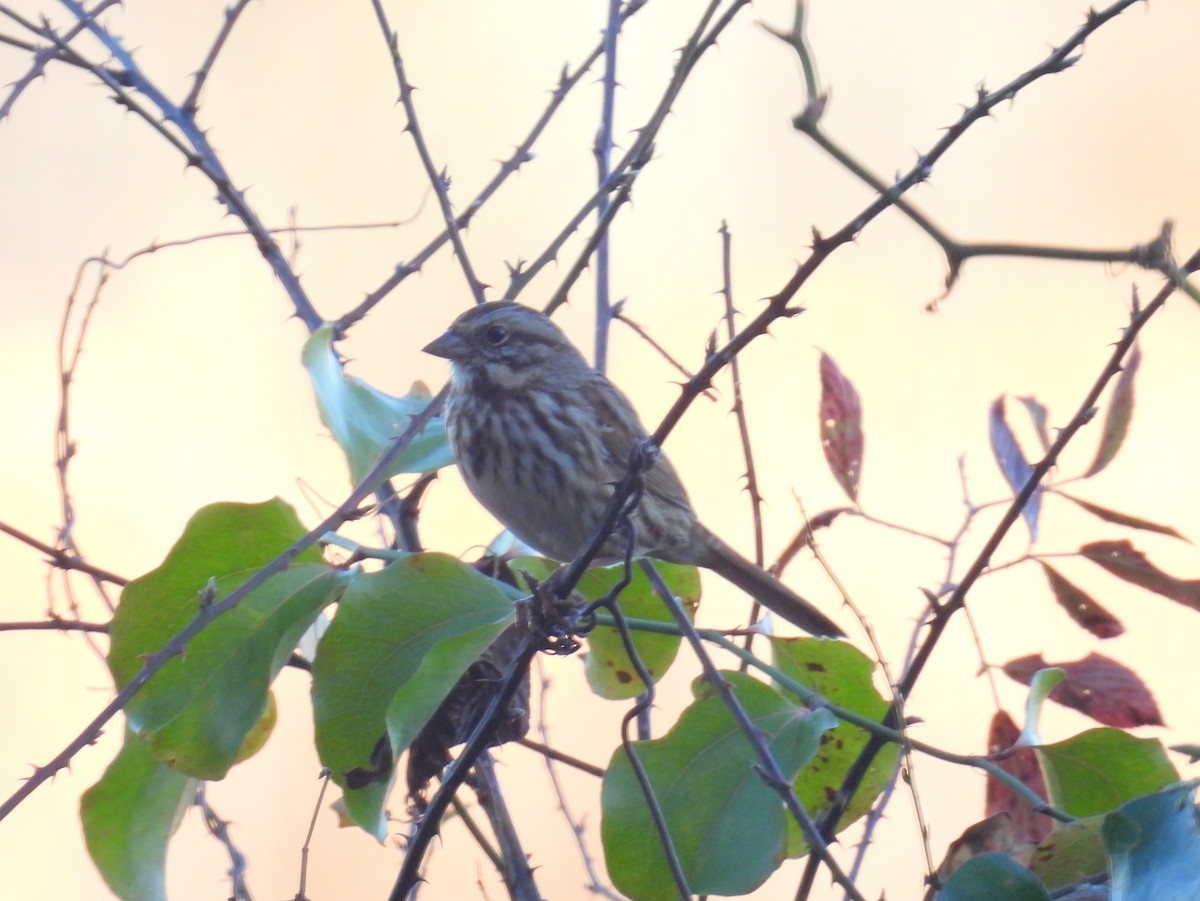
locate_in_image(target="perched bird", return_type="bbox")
[423,301,844,637]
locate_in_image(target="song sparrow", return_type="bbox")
[423,301,844,637]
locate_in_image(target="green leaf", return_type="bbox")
[312,554,515,839]
[81,730,198,901]
[1028,817,1108,890]
[1106,782,1200,900]
[109,500,343,778]
[578,562,700,700]
[936,853,1052,901]
[1038,728,1178,818]
[601,672,835,901]
[771,637,899,845]
[1085,342,1140,478]
[303,325,453,487]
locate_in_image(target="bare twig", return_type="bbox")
[0,0,120,122]
[471,752,542,901]
[517,735,606,779]
[54,259,118,630]
[530,660,622,897]
[0,519,127,586]
[293,769,331,901]
[196,784,254,901]
[769,0,1165,301]
[336,0,652,330]
[0,618,108,634]
[515,0,752,302]
[182,0,254,114]
[51,2,323,329]
[369,0,486,304]
[717,221,768,660]
[592,0,623,371]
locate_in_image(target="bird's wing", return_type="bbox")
[587,373,694,514]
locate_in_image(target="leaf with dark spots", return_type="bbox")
[1080,540,1200,612]
[988,396,1042,540]
[985,711,1053,845]
[1038,561,1123,639]
[1003,653,1163,728]
[1084,343,1140,477]
[818,353,863,502]
[1059,493,1187,541]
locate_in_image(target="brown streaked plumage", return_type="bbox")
[423,301,844,638]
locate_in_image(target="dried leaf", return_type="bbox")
[1003,653,1163,729]
[1084,343,1141,477]
[1037,561,1124,639]
[406,624,530,804]
[1016,395,1051,451]
[818,352,863,502]
[1080,540,1200,613]
[988,396,1042,541]
[986,711,1053,845]
[1059,493,1187,542]
[936,813,1024,883]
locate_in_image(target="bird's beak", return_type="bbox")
[423,330,468,361]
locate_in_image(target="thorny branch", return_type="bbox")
[370,0,487,305]
[2,1,1195,899]
[195,785,253,901]
[771,0,1165,302]
[335,0,652,330]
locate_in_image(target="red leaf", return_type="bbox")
[988,396,1042,540]
[818,353,863,502]
[1003,652,1163,728]
[1059,493,1187,542]
[985,711,1053,844]
[1037,561,1124,639]
[1084,342,1140,477]
[1080,539,1200,612]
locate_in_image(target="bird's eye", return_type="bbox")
[484,324,508,346]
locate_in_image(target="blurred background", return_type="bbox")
[2,1,1199,898]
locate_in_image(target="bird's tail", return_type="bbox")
[699,533,845,637]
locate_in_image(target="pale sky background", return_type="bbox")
[2,2,1200,899]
